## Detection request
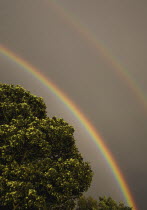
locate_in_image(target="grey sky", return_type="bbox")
[0,1,147,209]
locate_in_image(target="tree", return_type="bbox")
[76,195,98,210]
[98,196,132,210]
[76,196,132,210]
[0,83,93,209]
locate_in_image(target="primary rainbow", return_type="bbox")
[0,44,137,210]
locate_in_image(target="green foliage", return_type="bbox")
[98,196,132,210]
[76,196,98,210]
[0,83,93,209]
[76,196,132,210]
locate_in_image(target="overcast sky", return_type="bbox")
[0,1,147,209]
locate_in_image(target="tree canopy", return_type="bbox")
[97,196,132,210]
[76,196,98,209]
[0,83,93,209]
[76,196,132,210]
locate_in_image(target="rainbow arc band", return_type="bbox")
[0,45,137,210]
[48,0,146,114]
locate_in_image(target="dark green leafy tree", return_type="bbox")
[0,83,93,209]
[98,196,132,210]
[76,196,132,210]
[76,195,98,210]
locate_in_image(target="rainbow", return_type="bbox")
[0,44,137,210]
[48,0,146,113]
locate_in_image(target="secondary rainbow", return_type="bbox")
[48,0,147,114]
[0,44,137,210]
